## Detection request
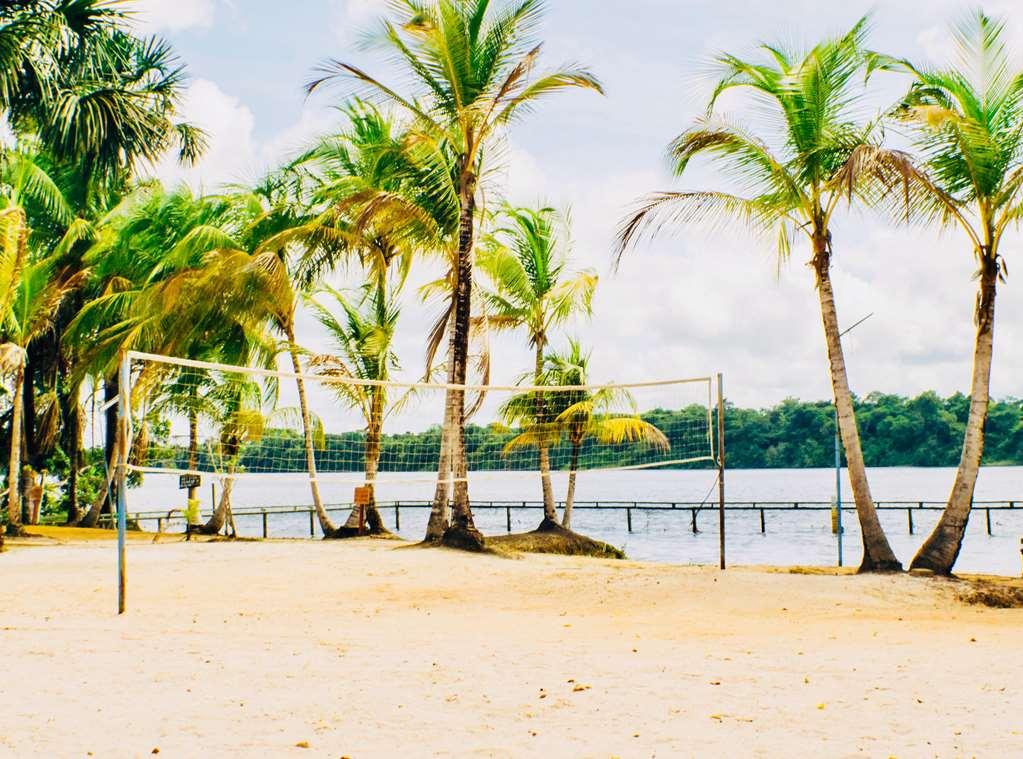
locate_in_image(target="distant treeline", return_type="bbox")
[726,392,1023,468]
[148,392,1023,474]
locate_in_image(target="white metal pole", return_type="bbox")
[717,373,726,570]
[117,352,130,614]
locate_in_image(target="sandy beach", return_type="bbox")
[2,532,1021,758]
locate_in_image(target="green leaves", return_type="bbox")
[479,204,596,345]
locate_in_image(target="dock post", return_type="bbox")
[760,509,766,534]
[506,505,512,533]
[627,507,633,533]
[907,508,914,535]
[262,510,268,538]
[394,503,400,531]
[309,510,315,537]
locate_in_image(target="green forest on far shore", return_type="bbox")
[153,391,1023,475]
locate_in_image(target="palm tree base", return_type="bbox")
[5,523,27,538]
[492,518,625,560]
[908,555,953,577]
[440,523,486,552]
[857,556,903,574]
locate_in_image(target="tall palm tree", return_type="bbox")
[478,204,596,525]
[257,105,457,539]
[0,146,81,535]
[868,12,1023,574]
[616,19,906,573]
[309,277,405,535]
[3,256,85,534]
[308,0,603,549]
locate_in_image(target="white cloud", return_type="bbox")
[330,0,390,42]
[147,79,258,191]
[129,0,219,33]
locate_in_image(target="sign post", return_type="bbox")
[354,486,372,536]
[179,474,201,491]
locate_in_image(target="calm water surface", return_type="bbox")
[130,466,1023,576]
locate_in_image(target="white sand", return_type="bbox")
[1,535,1021,757]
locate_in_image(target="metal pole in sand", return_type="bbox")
[835,406,843,567]
[717,373,726,570]
[117,351,130,614]
[835,313,872,568]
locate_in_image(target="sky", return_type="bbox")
[128,0,1023,410]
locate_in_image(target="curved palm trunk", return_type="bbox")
[199,473,235,535]
[814,236,900,572]
[64,390,81,525]
[341,390,387,535]
[561,441,582,529]
[286,327,336,536]
[440,186,483,551]
[80,444,118,528]
[426,312,457,541]
[911,262,997,574]
[6,362,25,536]
[534,344,557,525]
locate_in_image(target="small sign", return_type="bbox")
[179,474,202,490]
[353,486,372,506]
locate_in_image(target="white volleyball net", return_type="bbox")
[120,351,716,506]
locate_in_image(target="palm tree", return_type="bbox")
[308,0,603,549]
[868,12,1023,574]
[1,1,205,182]
[309,277,405,535]
[527,340,669,528]
[616,19,906,573]
[478,205,596,526]
[3,256,85,534]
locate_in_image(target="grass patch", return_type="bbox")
[488,520,626,560]
[954,575,1023,608]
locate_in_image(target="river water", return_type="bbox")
[130,466,1023,576]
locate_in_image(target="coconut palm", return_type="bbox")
[616,19,908,573]
[478,205,596,525]
[308,0,603,549]
[533,340,668,528]
[867,12,1023,574]
[308,277,405,535]
[280,100,463,540]
[3,256,85,534]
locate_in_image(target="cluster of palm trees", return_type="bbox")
[618,12,1022,575]
[0,0,612,549]
[1,1,1015,576]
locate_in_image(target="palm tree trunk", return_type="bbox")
[441,184,484,551]
[911,261,998,574]
[342,391,387,534]
[6,361,25,536]
[199,474,235,535]
[814,236,900,572]
[534,344,557,524]
[102,376,118,520]
[562,442,581,529]
[79,445,117,528]
[64,389,81,525]
[426,311,457,541]
[286,325,336,536]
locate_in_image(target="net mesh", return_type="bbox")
[124,352,716,490]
